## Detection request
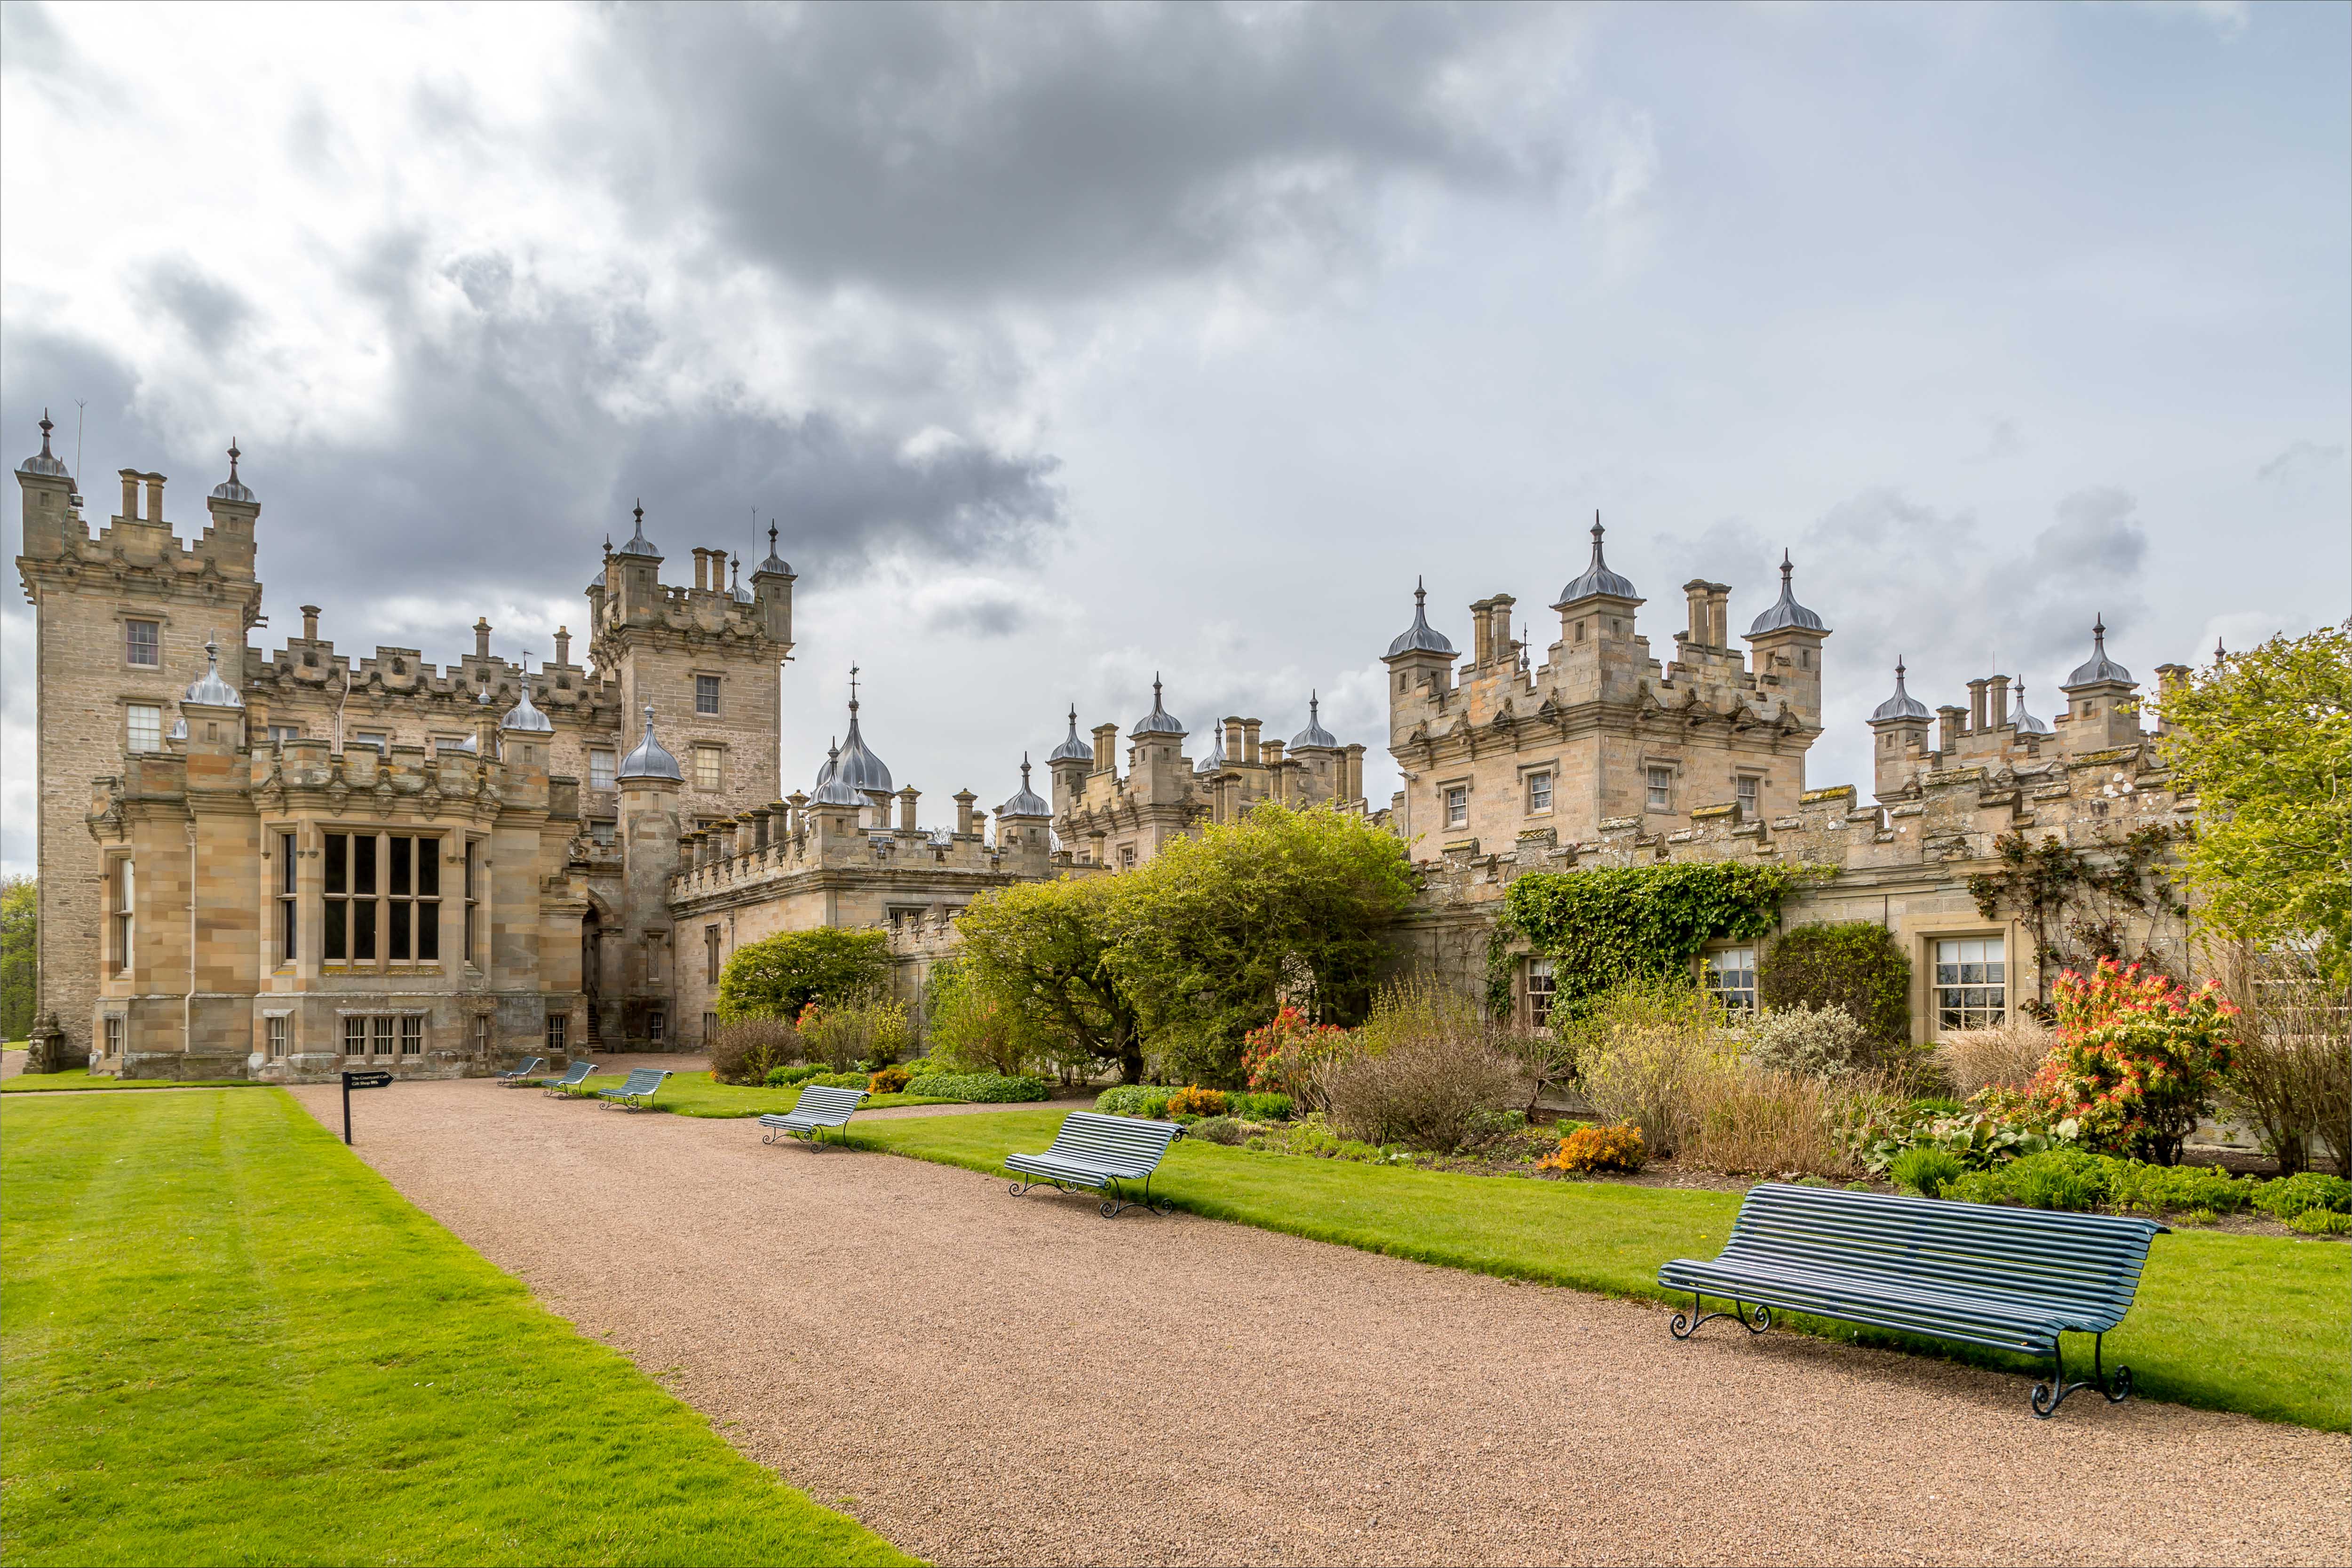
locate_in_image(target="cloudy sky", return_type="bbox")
[3,0,2345,874]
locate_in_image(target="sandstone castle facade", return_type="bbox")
[16,416,2200,1076]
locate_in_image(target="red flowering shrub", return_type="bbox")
[1241,1006,1356,1106]
[2034,958,2236,1164]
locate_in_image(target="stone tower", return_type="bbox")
[586,503,793,840]
[14,422,264,1059]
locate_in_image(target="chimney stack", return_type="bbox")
[554,626,571,667]
[475,618,492,660]
[1988,675,2010,731]
[1967,678,1989,733]
[898,786,919,833]
[1684,580,1711,648]
[119,470,140,520]
[143,472,165,525]
[301,605,320,642]
[1242,719,1262,764]
[1938,704,1966,755]
[954,788,977,837]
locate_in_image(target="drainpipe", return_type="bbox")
[185,819,199,1059]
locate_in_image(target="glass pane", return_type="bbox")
[281,833,297,893]
[324,900,346,961]
[401,1016,422,1054]
[354,900,376,960]
[464,841,476,899]
[345,1018,366,1055]
[389,901,410,961]
[416,841,438,898]
[390,836,411,896]
[355,836,377,895]
[373,1016,394,1055]
[281,899,297,962]
[418,902,439,962]
[325,834,347,894]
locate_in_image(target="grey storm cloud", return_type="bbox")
[137,256,256,357]
[1,231,1064,659]
[577,1,1570,300]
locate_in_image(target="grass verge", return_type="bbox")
[0,1090,917,1567]
[844,1106,2352,1433]
[565,1071,958,1118]
[2,1069,270,1093]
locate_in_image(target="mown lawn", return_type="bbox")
[2,1069,269,1093]
[845,1107,2352,1433]
[0,1091,916,1568]
[566,1071,960,1118]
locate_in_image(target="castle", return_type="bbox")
[15,415,2199,1076]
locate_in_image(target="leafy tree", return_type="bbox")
[2157,623,2352,981]
[1104,802,1417,1085]
[715,927,890,1022]
[1757,921,1911,1045]
[952,876,1142,1082]
[0,875,33,1042]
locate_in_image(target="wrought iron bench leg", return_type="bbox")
[1669,1291,1772,1338]
[2033,1334,2134,1418]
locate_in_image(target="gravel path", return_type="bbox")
[286,1078,2348,1568]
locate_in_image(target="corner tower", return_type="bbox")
[15,424,263,1060]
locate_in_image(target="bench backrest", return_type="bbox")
[793,1084,867,1118]
[1046,1110,1182,1172]
[554,1061,594,1087]
[1726,1183,2165,1327]
[505,1056,545,1078]
[616,1068,668,1096]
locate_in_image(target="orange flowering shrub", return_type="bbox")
[2034,958,2236,1164]
[868,1064,913,1095]
[1540,1122,1648,1174]
[1165,1085,1230,1118]
[1241,1006,1355,1103]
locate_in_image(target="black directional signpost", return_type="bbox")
[341,1069,393,1144]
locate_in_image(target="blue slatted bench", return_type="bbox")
[496,1056,546,1086]
[542,1060,595,1096]
[597,1067,669,1111]
[1005,1110,1185,1218]
[1659,1182,2168,1417]
[758,1083,868,1149]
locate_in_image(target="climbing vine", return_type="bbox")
[1498,862,1828,1021]
[1967,827,2189,1011]
[1484,925,1518,1021]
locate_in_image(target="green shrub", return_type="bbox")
[1890,1146,1964,1198]
[1757,922,1911,1045]
[1999,1149,2107,1212]
[902,1072,1050,1103]
[1189,1115,1247,1146]
[1094,1085,1175,1119]
[710,1016,805,1085]
[1166,1086,1229,1119]
[1745,1003,1874,1080]
[716,927,890,1023]
[763,1064,826,1087]
[1226,1091,1294,1122]
[2252,1171,2352,1221]
[2101,1160,2258,1217]
[2287,1208,2352,1235]
[798,993,913,1073]
[804,1072,871,1090]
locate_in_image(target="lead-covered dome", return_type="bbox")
[1048,705,1095,764]
[183,637,244,708]
[617,705,682,781]
[500,658,554,733]
[1132,675,1185,737]
[2063,616,2134,689]
[809,743,864,807]
[614,501,661,558]
[830,681,892,794]
[1386,579,1456,658]
[1290,692,1338,750]
[210,439,254,503]
[2012,677,2051,736]
[996,756,1050,818]
[1553,517,1640,607]
[1869,659,1930,723]
[1747,551,1827,635]
[17,412,68,478]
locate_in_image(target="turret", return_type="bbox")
[993,756,1053,868]
[14,410,77,560]
[610,501,663,621]
[1743,551,1829,730]
[1046,703,1093,813]
[2057,615,2142,751]
[1867,658,1932,801]
[751,522,796,649]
